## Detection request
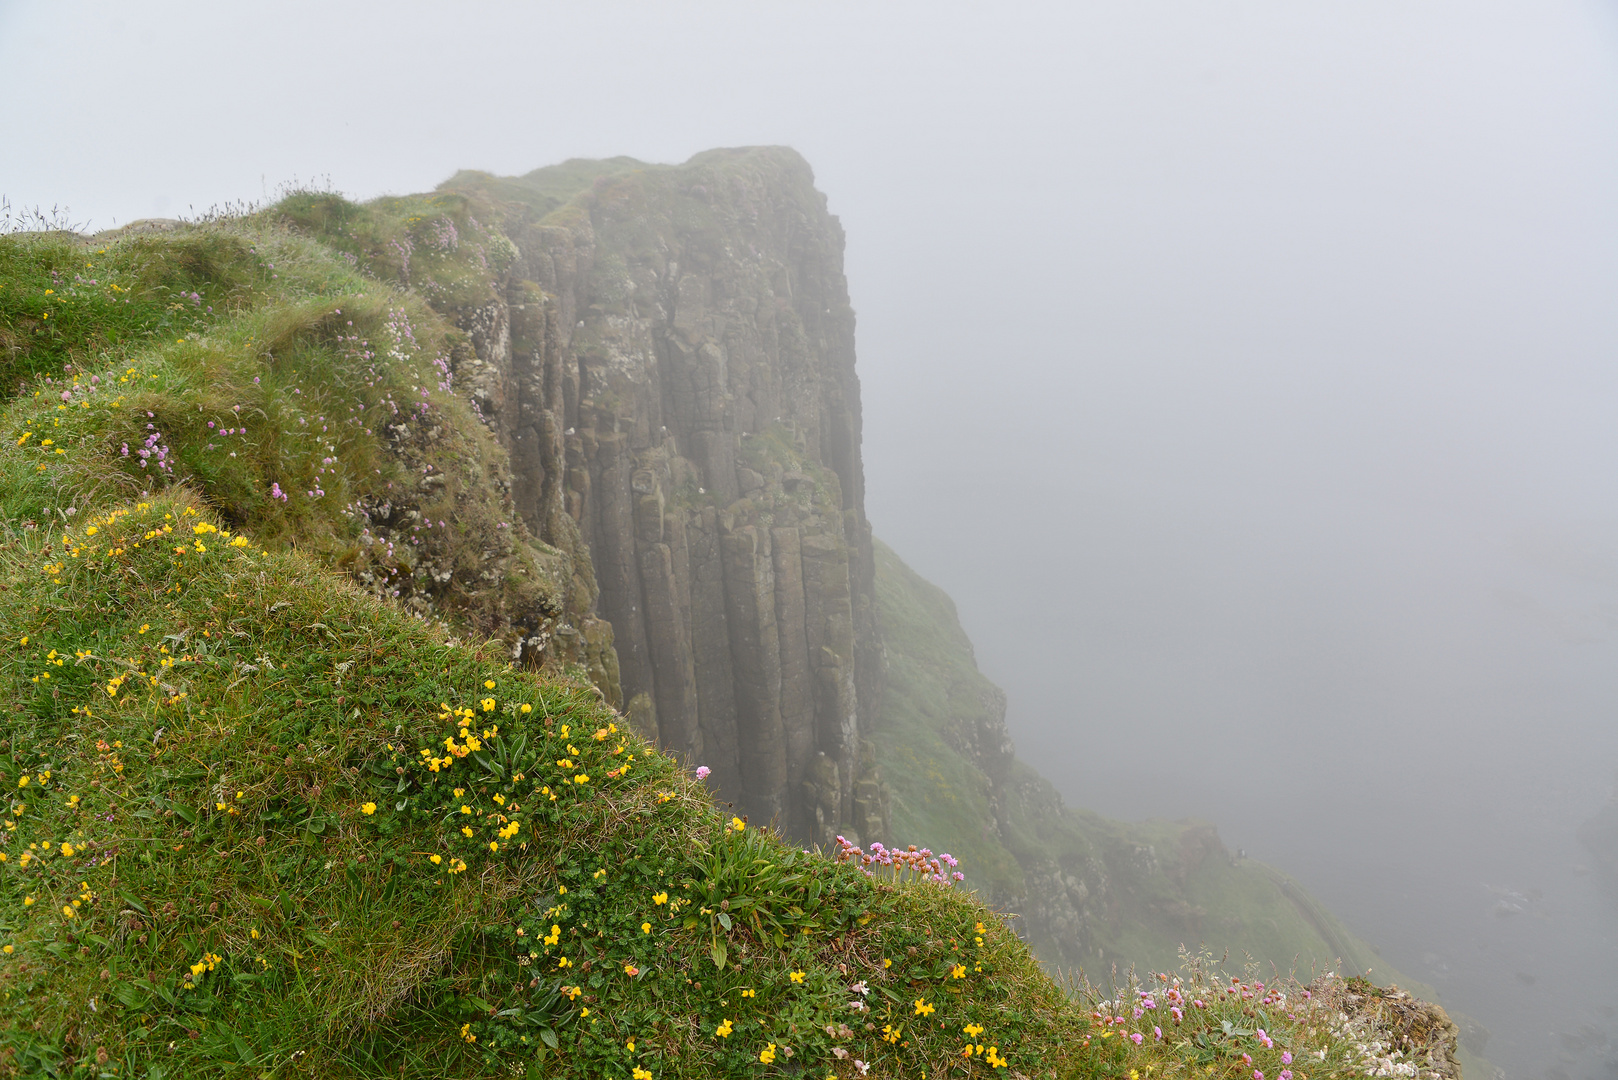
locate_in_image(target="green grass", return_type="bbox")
[0,493,1075,1078]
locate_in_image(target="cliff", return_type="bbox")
[277,148,884,847]
[0,154,1462,1078]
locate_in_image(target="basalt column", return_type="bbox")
[442,146,886,846]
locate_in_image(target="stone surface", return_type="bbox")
[427,148,886,846]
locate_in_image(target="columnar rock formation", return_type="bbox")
[435,149,885,846]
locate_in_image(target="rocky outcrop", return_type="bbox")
[427,149,884,846]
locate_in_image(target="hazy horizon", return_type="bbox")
[6,3,1618,1076]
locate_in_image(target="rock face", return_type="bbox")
[435,149,885,846]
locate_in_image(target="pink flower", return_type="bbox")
[1282,1052,1293,1065]
[1255,1072,1264,1080]
[1280,1072,1292,1080]
[1130,1033,1143,1045]
[695,766,711,780]
[1154,1026,1162,1041]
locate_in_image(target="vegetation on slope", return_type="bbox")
[0,209,1457,1079]
[869,539,1392,977]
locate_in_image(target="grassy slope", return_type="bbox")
[870,539,1396,979]
[0,199,1454,1080]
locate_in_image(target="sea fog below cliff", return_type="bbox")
[863,339,1618,1079]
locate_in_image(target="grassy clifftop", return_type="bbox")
[0,196,1457,1078]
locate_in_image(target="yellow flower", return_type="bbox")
[731,816,745,832]
[62,906,76,918]
[633,1066,652,1080]
[574,774,590,784]
[484,680,496,690]
[951,963,967,979]
[489,841,499,852]
[430,854,443,864]
[914,998,935,1017]
[23,896,35,907]
[2,945,12,954]
[641,921,652,934]
[789,970,805,984]
[482,698,495,712]
[623,963,639,976]
[361,802,377,815]
[964,1024,985,1038]
[59,842,74,857]
[521,703,532,714]
[883,958,892,968]
[759,1043,777,1064]
[462,826,474,837]
[715,1018,734,1038]
[653,891,668,906]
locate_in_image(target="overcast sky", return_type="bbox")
[6,3,1618,1075]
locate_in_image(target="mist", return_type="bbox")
[6,2,1617,1076]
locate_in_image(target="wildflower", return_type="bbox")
[521,703,532,714]
[485,680,496,689]
[951,964,966,979]
[914,998,935,1017]
[985,1047,1009,1069]
[1279,1073,1292,1080]
[653,891,668,905]
[489,842,499,852]
[361,802,376,815]
[632,1069,652,1080]
[429,854,442,864]
[462,826,473,837]
[1130,1033,1143,1045]
[642,921,652,933]
[624,963,639,977]
[557,956,571,968]
[760,1043,777,1064]
[627,1039,637,1052]
[460,1023,476,1043]
[790,970,806,984]
[23,896,34,907]
[1154,1026,1162,1040]
[716,1018,734,1038]
[59,842,74,857]
[731,816,745,832]
[695,765,711,780]
[1281,1053,1292,1065]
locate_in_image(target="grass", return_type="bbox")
[0,178,1460,1077]
[0,492,1077,1077]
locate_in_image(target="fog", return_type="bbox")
[5,2,1617,1075]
